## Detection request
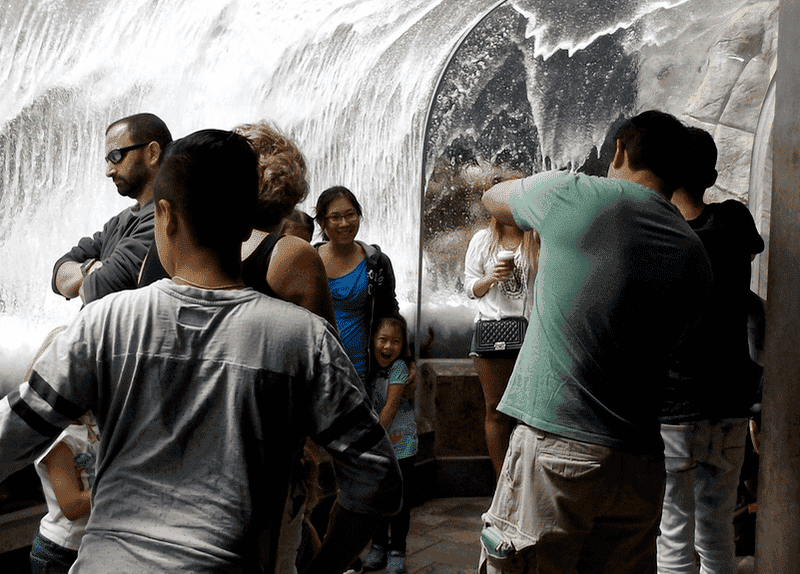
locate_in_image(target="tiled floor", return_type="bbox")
[361,497,756,574]
[1,496,757,574]
[398,497,490,574]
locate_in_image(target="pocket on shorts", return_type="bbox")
[718,420,748,470]
[535,435,606,480]
[537,453,603,480]
[29,553,49,574]
[664,455,695,473]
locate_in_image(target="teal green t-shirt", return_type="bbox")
[499,171,711,454]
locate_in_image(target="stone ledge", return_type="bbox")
[419,359,488,459]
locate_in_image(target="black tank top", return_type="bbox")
[241,233,283,298]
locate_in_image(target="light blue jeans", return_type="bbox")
[656,419,748,574]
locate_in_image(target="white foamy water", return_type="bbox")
[1,0,745,382]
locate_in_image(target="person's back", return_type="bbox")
[664,198,764,418]
[504,171,710,453]
[0,129,401,574]
[36,280,384,573]
[479,110,712,574]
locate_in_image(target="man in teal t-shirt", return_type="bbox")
[479,111,712,574]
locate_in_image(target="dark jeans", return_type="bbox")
[30,531,78,574]
[372,456,416,552]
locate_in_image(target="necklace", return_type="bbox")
[173,275,246,290]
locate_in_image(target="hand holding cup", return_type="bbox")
[493,249,516,282]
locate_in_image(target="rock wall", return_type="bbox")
[639,0,778,295]
[682,2,778,204]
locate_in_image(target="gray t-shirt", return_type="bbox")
[500,171,712,454]
[1,280,401,573]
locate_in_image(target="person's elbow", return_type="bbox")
[482,180,518,227]
[338,436,403,517]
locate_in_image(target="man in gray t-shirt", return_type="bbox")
[1,129,402,574]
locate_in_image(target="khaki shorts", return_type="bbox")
[479,425,665,574]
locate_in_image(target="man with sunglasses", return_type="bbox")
[51,113,172,304]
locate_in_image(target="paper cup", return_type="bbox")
[497,250,515,262]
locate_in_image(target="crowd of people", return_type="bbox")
[0,107,763,574]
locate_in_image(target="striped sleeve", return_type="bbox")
[310,327,402,517]
[0,320,95,481]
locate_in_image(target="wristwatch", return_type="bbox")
[80,259,97,277]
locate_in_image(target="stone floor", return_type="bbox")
[401,497,490,574]
[1,496,757,573]
[365,496,755,574]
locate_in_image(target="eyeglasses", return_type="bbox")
[326,211,360,224]
[105,142,148,164]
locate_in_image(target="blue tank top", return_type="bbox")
[329,259,369,378]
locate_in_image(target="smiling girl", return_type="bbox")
[362,313,417,574]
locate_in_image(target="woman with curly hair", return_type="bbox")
[235,121,334,324]
[138,120,334,326]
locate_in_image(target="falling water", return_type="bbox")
[0,0,764,385]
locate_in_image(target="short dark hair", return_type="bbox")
[681,127,718,203]
[279,209,315,237]
[314,186,363,241]
[613,110,690,194]
[232,121,309,230]
[153,129,258,255]
[107,113,173,164]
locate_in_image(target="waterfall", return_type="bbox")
[0,0,760,385]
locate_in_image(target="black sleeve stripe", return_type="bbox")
[28,373,85,421]
[8,390,64,438]
[314,404,372,447]
[344,424,385,458]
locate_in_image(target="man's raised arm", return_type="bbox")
[482,179,519,227]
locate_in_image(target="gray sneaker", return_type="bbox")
[386,551,406,574]
[363,543,387,571]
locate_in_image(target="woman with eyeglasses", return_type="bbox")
[314,186,399,382]
[314,186,401,574]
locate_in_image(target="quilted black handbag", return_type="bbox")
[475,317,528,352]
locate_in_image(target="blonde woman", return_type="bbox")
[465,217,539,478]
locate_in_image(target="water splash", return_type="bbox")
[0,0,761,377]
[510,0,691,59]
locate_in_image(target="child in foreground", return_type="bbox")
[31,414,98,574]
[26,327,99,574]
[363,313,418,574]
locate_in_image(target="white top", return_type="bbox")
[464,228,531,322]
[35,424,97,550]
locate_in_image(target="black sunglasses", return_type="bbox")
[105,142,148,164]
